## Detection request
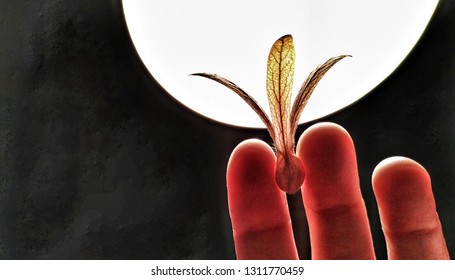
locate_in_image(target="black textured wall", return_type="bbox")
[0,0,454,259]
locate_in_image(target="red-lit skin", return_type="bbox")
[227,122,449,259]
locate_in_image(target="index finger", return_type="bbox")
[227,139,298,260]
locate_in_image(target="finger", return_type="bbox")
[227,139,298,260]
[372,157,450,259]
[297,122,375,259]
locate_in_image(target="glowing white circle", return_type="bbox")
[123,0,438,128]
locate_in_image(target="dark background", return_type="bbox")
[0,0,454,259]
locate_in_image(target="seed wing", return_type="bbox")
[290,55,351,134]
[266,34,295,154]
[191,73,274,138]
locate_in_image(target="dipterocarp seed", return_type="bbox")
[192,34,350,194]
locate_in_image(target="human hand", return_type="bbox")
[226,122,449,259]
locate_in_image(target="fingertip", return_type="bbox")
[228,139,275,165]
[296,122,359,211]
[372,156,429,187]
[296,122,355,172]
[227,139,276,189]
[372,156,432,204]
[297,122,352,156]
